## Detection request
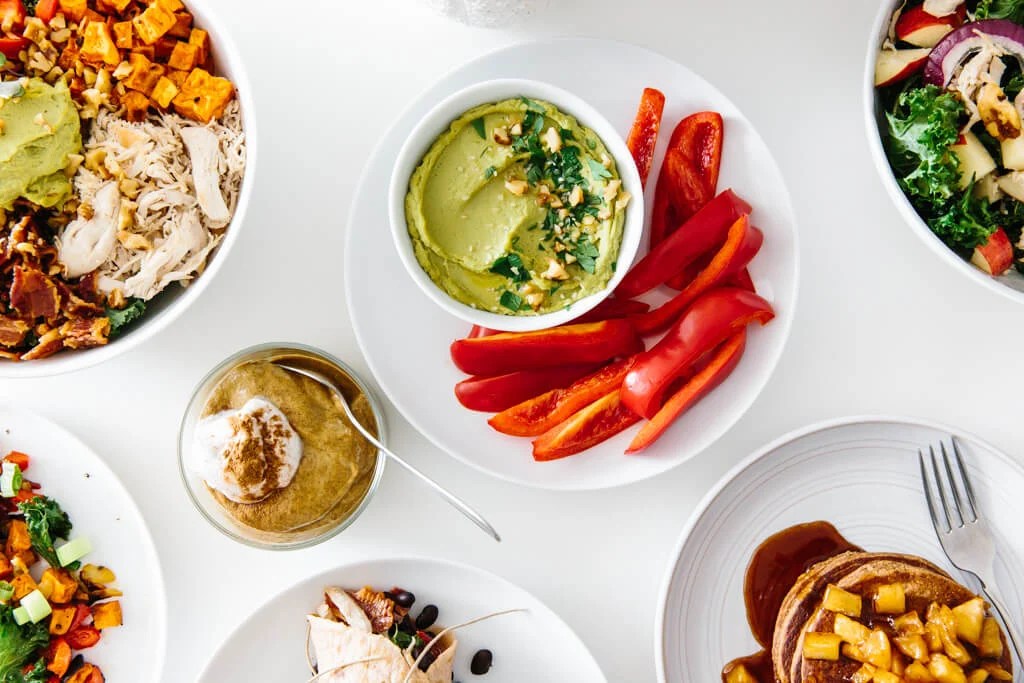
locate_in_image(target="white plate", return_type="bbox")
[656,416,1024,682]
[346,37,799,491]
[0,408,166,681]
[196,556,606,682]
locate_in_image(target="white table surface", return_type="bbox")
[4,0,1024,681]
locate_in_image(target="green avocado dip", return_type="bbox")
[405,97,630,315]
[0,78,82,211]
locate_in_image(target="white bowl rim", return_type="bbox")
[387,77,646,333]
[863,0,1024,306]
[0,0,259,379]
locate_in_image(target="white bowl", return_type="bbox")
[1,0,257,378]
[388,78,645,333]
[864,0,1024,304]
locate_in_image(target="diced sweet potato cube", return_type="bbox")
[835,613,872,645]
[150,76,178,108]
[167,11,191,38]
[906,661,938,682]
[0,554,11,581]
[172,67,233,123]
[803,633,843,661]
[723,664,758,683]
[11,573,37,600]
[978,617,1004,659]
[92,600,122,629]
[155,0,184,10]
[80,20,121,66]
[967,670,989,683]
[951,598,985,645]
[980,663,1012,681]
[928,653,967,683]
[123,52,164,95]
[112,21,133,49]
[58,0,87,21]
[862,629,893,671]
[133,4,176,44]
[58,40,80,70]
[83,8,104,22]
[43,568,77,604]
[5,520,32,556]
[154,36,177,60]
[49,605,77,635]
[895,634,931,662]
[823,584,862,617]
[97,0,132,12]
[167,68,188,87]
[874,583,907,615]
[167,41,198,71]
[188,27,208,49]
[121,90,150,122]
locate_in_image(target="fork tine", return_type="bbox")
[951,436,980,522]
[929,445,954,531]
[919,448,948,533]
[940,442,966,528]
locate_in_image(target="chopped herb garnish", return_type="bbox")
[510,235,521,251]
[572,233,600,274]
[471,117,486,139]
[483,165,497,179]
[500,290,531,312]
[388,624,425,651]
[106,298,146,336]
[520,96,545,113]
[559,128,574,141]
[587,158,613,180]
[550,283,562,296]
[587,138,597,150]
[611,261,617,272]
[531,112,545,135]
[490,253,530,283]
[538,243,545,251]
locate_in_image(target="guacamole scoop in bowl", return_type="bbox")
[391,80,643,332]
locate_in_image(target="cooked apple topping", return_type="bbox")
[801,584,1012,682]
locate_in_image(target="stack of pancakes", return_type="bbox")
[771,551,1013,682]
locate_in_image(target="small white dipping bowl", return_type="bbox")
[1,0,257,378]
[864,0,1024,304]
[388,78,645,333]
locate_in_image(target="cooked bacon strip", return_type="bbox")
[10,266,61,320]
[0,317,29,348]
[351,587,395,634]
[20,329,63,361]
[56,281,105,317]
[59,318,110,349]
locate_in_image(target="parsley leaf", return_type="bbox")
[500,291,530,311]
[105,298,146,336]
[471,117,486,139]
[520,96,545,113]
[387,625,424,651]
[587,158,613,180]
[490,253,530,283]
[17,497,72,569]
[483,165,497,179]
[976,0,1024,23]
[572,234,600,274]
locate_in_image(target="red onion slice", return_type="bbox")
[924,19,1024,86]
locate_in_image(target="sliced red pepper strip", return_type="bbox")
[570,297,650,324]
[621,287,773,419]
[672,112,724,198]
[65,625,101,650]
[3,451,29,471]
[33,0,57,22]
[625,88,666,188]
[0,36,28,60]
[626,331,746,453]
[661,148,711,224]
[531,390,640,462]
[649,171,676,249]
[615,189,751,299]
[450,320,642,376]
[632,216,763,336]
[488,357,634,437]
[454,363,600,413]
[727,268,755,292]
[466,325,498,339]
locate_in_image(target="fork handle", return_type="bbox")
[980,583,1024,670]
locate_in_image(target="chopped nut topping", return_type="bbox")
[525,291,545,310]
[603,179,622,202]
[541,258,569,281]
[493,126,511,145]
[509,121,523,136]
[543,126,562,153]
[569,185,584,207]
[564,253,577,264]
[504,179,528,195]
[615,192,632,211]
[598,206,612,220]
[600,152,612,168]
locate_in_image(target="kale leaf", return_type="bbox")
[929,182,1000,251]
[0,608,49,682]
[16,496,72,569]
[105,298,146,337]
[975,0,1024,23]
[3,659,49,683]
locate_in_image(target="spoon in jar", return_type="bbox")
[274,362,501,542]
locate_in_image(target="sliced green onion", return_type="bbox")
[0,581,13,603]
[19,590,50,623]
[56,537,91,567]
[0,462,22,498]
[12,606,30,625]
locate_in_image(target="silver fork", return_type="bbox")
[919,436,1023,668]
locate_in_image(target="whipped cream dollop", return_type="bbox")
[191,396,303,504]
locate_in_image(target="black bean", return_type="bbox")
[391,588,416,608]
[415,604,439,629]
[399,615,416,634]
[470,649,493,675]
[418,651,436,671]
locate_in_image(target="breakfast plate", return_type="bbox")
[346,37,799,491]
[0,407,166,681]
[196,556,606,682]
[656,416,1024,682]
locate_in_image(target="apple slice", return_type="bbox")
[1000,134,1024,170]
[897,4,965,48]
[971,227,1014,275]
[996,171,1024,201]
[876,48,932,87]
[951,132,997,189]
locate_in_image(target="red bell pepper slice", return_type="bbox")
[531,390,641,461]
[626,331,746,453]
[0,0,25,28]
[488,357,634,437]
[727,268,755,292]
[625,88,665,188]
[66,625,101,650]
[661,148,711,224]
[3,451,29,471]
[450,320,642,376]
[0,35,27,60]
[621,287,773,419]
[615,189,751,299]
[69,604,92,632]
[33,0,57,22]
[670,112,724,198]
[570,297,650,324]
[466,325,498,339]
[454,363,600,413]
[632,215,763,336]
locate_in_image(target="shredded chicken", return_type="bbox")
[57,100,245,300]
